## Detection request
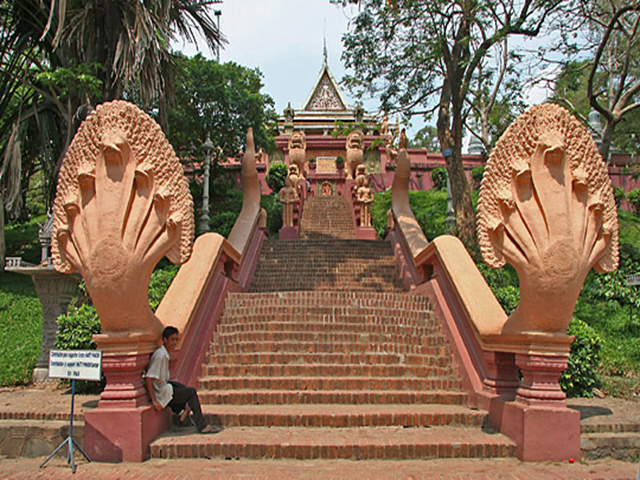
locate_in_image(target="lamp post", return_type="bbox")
[199,135,215,234]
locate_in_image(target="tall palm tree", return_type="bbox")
[0,0,226,268]
[50,0,226,104]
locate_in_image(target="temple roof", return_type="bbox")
[277,57,377,136]
[301,61,350,112]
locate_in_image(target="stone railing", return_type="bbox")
[386,120,590,461]
[158,128,266,387]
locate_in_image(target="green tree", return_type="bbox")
[334,0,561,246]
[166,54,277,161]
[407,125,439,151]
[0,0,225,268]
[553,1,640,162]
[553,59,640,155]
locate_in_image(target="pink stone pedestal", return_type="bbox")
[499,352,581,462]
[356,226,376,240]
[84,349,170,462]
[84,404,170,462]
[279,226,297,240]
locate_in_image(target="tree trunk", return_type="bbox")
[437,80,477,247]
[600,119,615,165]
[0,196,5,272]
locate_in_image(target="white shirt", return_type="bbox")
[145,345,173,408]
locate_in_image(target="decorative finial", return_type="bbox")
[322,18,328,65]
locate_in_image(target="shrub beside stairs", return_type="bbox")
[149,195,517,460]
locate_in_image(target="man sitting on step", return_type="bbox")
[145,326,220,434]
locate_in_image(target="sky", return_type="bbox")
[177,1,359,115]
[175,0,553,138]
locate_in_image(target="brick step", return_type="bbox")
[249,283,404,293]
[225,291,430,308]
[149,426,516,460]
[198,376,461,392]
[581,432,640,460]
[213,331,446,347]
[207,352,452,367]
[200,405,487,428]
[250,239,404,292]
[220,309,432,322]
[217,322,441,336]
[199,390,467,405]
[203,363,456,378]
[211,341,449,355]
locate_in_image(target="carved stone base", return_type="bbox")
[356,226,376,240]
[279,226,298,240]
[515,353,568,407]
[482,351,519,399]
[97,351,154,409]
[84,406,170,462]
[498,352,580,461]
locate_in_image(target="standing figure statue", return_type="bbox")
[279,176,299,227]
[353,164,367,194]
[357,176,374,227]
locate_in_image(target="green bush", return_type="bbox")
[613,186,626,208]
[266,163,288,193]
[583,242,640,308]
[56,304,101,351]
[430,167,447,191]
[261,194,282,237]
[627,188,640,215]
[209,211,239,238]
[56,304,103,393]
[471,166,485,190]
[148,265,179,311]
[560,318,602,397]
[477,263,520,314]
[0,273,41,386]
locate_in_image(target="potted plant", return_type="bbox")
[335,155,345,170]
[308,157,316,171]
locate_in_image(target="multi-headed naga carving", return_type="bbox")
[52,101,194,345]
[477,103,618,336]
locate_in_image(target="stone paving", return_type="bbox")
[1,456,638,479]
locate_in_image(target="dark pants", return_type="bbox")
[168,381,206,432]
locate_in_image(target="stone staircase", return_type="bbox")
[300,195,355,240]
[150,290,516,460]
[249,239,404,293]
[149,229,517,460]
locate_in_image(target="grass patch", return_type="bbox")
[0,272,41,386]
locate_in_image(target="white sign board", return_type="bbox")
[626,274,640,286]
[49,350,102,381]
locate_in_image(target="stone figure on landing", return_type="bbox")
[345,130,364,180]
[357,176,374,228]
[288,131,307,178]
[279,176,299,227]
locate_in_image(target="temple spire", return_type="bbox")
[323,21,328,65]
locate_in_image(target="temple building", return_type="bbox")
[267,53,484,196]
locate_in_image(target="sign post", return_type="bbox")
[40,350,102,473]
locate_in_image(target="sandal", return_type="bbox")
[200,424,222,435]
